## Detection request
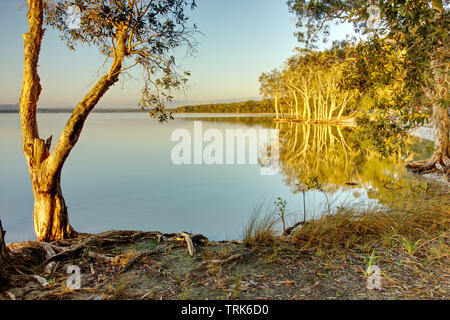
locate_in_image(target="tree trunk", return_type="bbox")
[0,219,9,284]
[31,169,72,241]
[408,106,450,175]
[19,1,128,241]
[433,106,450,166]
[19,0,70,242]
[406,1,449,177]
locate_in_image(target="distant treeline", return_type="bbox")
[174,100,273,113]
[0,107,146,114]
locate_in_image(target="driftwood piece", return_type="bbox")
[164,232,209,257]
[178,232,196,257]
[32,275,49,288]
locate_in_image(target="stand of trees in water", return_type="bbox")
[259,48,358,123]
[286,0,448,177]
[182,1,448,177]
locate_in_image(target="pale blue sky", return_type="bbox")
[0,0,354,108]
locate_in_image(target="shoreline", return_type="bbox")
[1,178,448,300]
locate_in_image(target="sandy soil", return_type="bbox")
[0,233,448,300]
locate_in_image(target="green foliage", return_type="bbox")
[259,46,359,121]
[399,236,421,255]
[287,0,449,156]
[274,197,288,233]
[364,250,378,276]
[175,99,273,113]
[44,0,198,121]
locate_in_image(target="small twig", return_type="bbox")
[118,258,137,275]
[196,254,242,269]
[86,251,115,262]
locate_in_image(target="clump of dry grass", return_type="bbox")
[242,202,279,246]
[292,185,449,252]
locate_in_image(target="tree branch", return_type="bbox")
[20,0,45,161]
[46,28,129,174]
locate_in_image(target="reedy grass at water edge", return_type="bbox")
[243,183,449,258]
[292,190,449,253]
[242,202,279,246]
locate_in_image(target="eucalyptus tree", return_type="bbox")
[20,0,197,241]
[261,48,355,122]
[282,67,302,119]
[259,69,285,119]
[288,0,449,175]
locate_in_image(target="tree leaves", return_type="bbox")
[44,0,198,116]
[288,0,449,156]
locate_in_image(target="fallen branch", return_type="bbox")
[32,275,49,288]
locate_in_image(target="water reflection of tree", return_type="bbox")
[277,122,363,193]
[277,121,440,214]
[197,117,435,202]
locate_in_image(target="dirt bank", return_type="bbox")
[0,229,448,300]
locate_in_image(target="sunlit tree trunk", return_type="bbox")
[18,0,70,241]
[410,105,450,173]
[337,92,352,120]
[292,89,299,119]
[306,96,311,121]
[274,96,280,119]
[408,1,449,175]
[20,0,128,241]
[433,105,450,165]
[313,96,318,121]
[428,1,449,171]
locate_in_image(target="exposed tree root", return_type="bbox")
[4,230,210,286]
[0,230,211,291]
[407,153,450,180]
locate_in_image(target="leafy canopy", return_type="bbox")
[287,0,449,154]
[44,0,198,121]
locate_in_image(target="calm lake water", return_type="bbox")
[0,113,433,242]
